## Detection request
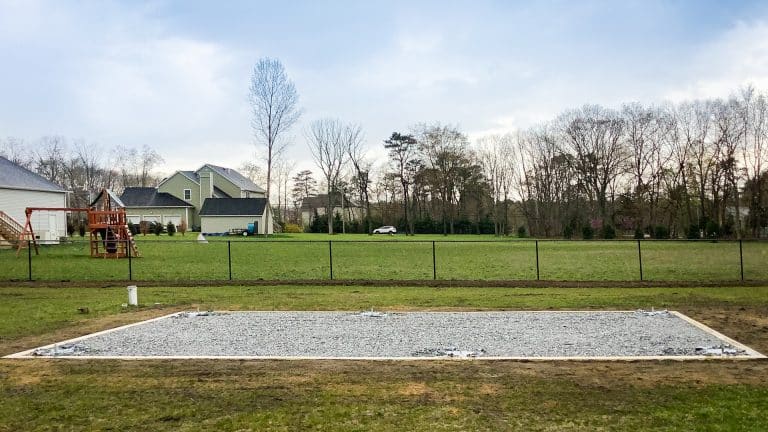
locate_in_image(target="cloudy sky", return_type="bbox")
[2,0,768,176]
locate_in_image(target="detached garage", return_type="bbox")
[0,156,68,244]
[199,198,272,235]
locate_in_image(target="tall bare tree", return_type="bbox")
[415,123,470,235]
[346,132,373,234]
[384,132,419,235]
[249,57,301,199]
[560,105,628,227]
[738,86,768,236]
[307,118,351,234]
[273,158,295,223]
[476,134,514,235]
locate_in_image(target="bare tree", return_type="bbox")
[415,123,470,235]
[623,103,669,230]
[273,157,295,223]
[238,160,267,187]
[34,136,68,185]
[0,137,33,168]
[307,118,350,234]
[346,130,373,234]
[476,134,514,235]
[738,86,768,236]
[384,132,419,235]
[560,105,628,227]
[249,57,302,199]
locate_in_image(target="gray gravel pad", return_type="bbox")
[31,311,753,358]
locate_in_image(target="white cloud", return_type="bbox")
[74,35,255,172]
[665,20,768,102]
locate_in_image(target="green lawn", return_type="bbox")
[2,234,766,282]
[1,285,768,431]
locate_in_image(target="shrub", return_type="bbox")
[705,220,720,238]
[127,221,139,236]
[414,215,438,234]
[686,224,700,239]
[653,225,670,239]
[139,221,151,236]
[67,221,75,236]
[601,225,616,239]
[310,213,328,233]
[517,225,527,238]
[78,223,86,237]
[152,222,163,236]
[332,212,343,234]
[166,221,176,236]
[478,215,495,234]
[563,225,574,239]
[633,227,644,240]
[283,223,303,233]
[582,225,594,240]
[178,219,188,236]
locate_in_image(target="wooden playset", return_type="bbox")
[16,188,140,258]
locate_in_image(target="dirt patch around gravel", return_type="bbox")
[1,305,766,387]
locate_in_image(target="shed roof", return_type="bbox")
[0,156,67,193]
[199,198,268,216]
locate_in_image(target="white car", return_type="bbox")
[373,225,397,234]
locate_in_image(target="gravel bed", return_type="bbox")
[31,311,752,358]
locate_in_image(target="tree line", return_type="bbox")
[0,136,164,208]
[292,86,768,239]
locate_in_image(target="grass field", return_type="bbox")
[2,233,767,282]
[1,285,767,430]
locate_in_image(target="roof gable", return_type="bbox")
[198,164,265,194]
[0,156,67,193]
[199,198,268,216]
[158,170,200,188]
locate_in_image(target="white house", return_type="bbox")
[0,156,68,244]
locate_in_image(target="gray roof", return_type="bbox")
[160,165,266,194]
[0,156,67,193]
[199,198,268,216]
[203,164,265,193]
[120,187,193,207]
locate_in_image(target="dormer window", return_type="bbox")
[183,189,191,200]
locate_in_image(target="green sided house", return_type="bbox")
[119,164,273,234]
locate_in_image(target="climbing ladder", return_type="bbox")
[0,211,23,248]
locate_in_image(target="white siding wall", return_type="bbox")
[201,216,265,234]
[0,188,68,241]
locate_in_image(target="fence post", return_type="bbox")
[127,240,132,281]
[739,239,744,281]
[228,241,232,281]
[27,240,32,281]
[432,241,436,280]
[637,239,643,281]
[535,240,540,281]
[328,240,333,280]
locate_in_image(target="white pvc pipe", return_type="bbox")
[127,285,138,306]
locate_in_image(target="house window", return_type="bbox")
[183,189,191,200]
